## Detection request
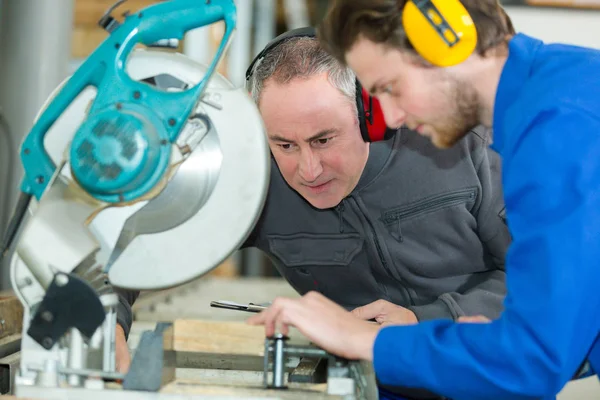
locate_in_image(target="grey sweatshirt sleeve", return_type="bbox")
[114,288,140,340]
[410,135,511,321]
[409,269,506,320]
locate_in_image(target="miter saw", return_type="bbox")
[1,0,270,396]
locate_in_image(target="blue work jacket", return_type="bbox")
[374,33,600,400]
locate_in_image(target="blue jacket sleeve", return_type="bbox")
[372,108,600,400]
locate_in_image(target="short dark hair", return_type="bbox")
[318,0,515,64]
[246,36,357,111]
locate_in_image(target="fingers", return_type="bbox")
[247,293,324,341]
[458,315,491,323]
[247,297,296,337]
[351,299,389,320]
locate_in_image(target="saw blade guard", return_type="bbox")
[10,49,270,294]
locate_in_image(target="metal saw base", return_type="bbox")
[12,319,377,400]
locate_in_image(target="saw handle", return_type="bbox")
[19,0,236,200]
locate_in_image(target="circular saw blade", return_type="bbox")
[106,51,270,290]
[13,50,269,291]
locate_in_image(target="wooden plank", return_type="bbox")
[74,0,158,28]
[72,26,108,58]
[172,319,267,356]
[207,257,239,278]
[71,25,185,59]
[0,297,23,340]
[162,324,176,386]
[168,319,309,372]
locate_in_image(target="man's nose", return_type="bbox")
[379,97,406,129]
[298,149,323,182]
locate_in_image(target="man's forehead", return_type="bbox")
[345,40,388,79]
[346,42,414,89]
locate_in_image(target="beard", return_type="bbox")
[430,78,481,149]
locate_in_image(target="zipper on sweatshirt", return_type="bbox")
[381,188,476,224]
[336,200,345,233]
[349,196,414,303]
[350,198,395,281]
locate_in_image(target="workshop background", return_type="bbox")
[2,0,600,286]
[0,1,600,398]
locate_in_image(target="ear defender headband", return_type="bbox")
[403,0,477,67]
[245,27,393,143]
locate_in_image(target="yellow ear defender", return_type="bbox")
[403,0,477,67]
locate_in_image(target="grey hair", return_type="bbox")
[246,36,357,112]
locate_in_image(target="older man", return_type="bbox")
[241,28,509,327]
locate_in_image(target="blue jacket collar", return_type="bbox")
[492,33,543,155]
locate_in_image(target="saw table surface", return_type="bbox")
[129,277,600,400]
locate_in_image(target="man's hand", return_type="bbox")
[457,315,491,323]
[247,291,380,361]
[351,299,418,325]
[115,324,131,374]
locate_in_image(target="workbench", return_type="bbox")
[2,277,599,398]
[129,277,600,400]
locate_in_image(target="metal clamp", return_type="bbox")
[263,335,377,399]
[263,334,329,389]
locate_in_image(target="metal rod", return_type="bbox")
[272,335,285,388]
[263,338,269,388]
[103,307,117,372]
[282,346,328,358]
[67,328,84,386]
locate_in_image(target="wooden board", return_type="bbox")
[0,296,23,340]
[74,0,158,27]
[169,319,305,371]
[172,319,266,356]
[71,0,184,58]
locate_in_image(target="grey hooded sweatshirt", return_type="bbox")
[242,126,510,321]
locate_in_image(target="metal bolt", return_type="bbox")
[41,311,54,323]
[42,337,53,349]
[133,91,141,99]
[55,273,69,287]
[168,118,176,126]
[18,277,33,289]
[116,103,122,110]
[24,148,30,155]
[36,175,45,184]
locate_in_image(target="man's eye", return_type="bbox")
[382,84,393,95]
[313,138,332,147]
[279,143,292,150]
